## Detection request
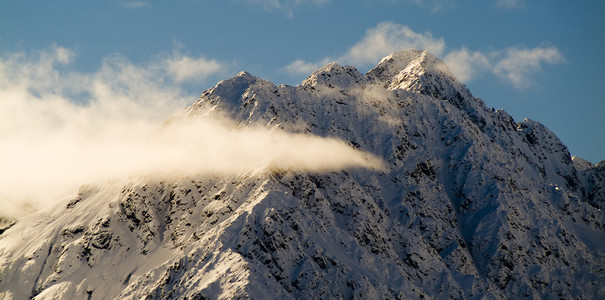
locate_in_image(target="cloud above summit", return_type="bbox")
[341,23,445,66]
[284,23,445,75]
[284,22,564,89]
[0,46,383,219]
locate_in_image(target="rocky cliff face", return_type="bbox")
[1,49,603,299]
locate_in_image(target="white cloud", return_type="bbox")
[340,22,446,66]
[244,0,329,16]
[0,46,383,219]
[283,23,563,89]
[445,46,563,88]
[494,0,524,9]
[409,0,455,14]
[444,48,490,82]
[492,46,564,88]
[53,46,74,64]
[283,58,331,75]
[118,1,149,8]
[283,22,445,75]
[162,55,222,83]
[119,1,150,9]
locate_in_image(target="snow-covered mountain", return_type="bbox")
[1,49,603,299]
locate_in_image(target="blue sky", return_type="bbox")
[1,0,604,163]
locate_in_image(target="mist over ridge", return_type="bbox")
[0,48,603,300]
[0,46,383,219]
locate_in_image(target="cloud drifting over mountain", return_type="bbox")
[0,46,383,219]
[342,23,446,66]
[284,23,445,75]
[284,22,563,89]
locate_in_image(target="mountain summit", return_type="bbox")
[1,49,604,299]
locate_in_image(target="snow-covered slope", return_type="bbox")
[1,49,604,299]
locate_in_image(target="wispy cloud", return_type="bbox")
[340,22,445,66]
[494,0,525,10]
[443,48,490,82]
[445,46,564,88]
[283,58,332,76]
[162,54,222,83]
[363,0,455,13]
[243,0,329,16]
[404,0,455,14]
[492,46,564,88]
[284,22,445,75]
[0,45,383,219]
[284,22,563,89]
[118,1,150,9]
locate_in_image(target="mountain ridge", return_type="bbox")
[1,49,603,299]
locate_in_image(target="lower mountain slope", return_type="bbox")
[1,49,603,299]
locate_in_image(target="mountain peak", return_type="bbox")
[235,70,256,80]
[402,50,455,79]
[215,70,260,90]
[365,49,425,84]
[387,50,460,91]
[186,70,268,115]
[302,62,363,87]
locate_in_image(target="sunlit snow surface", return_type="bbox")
[1,50,603,299]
